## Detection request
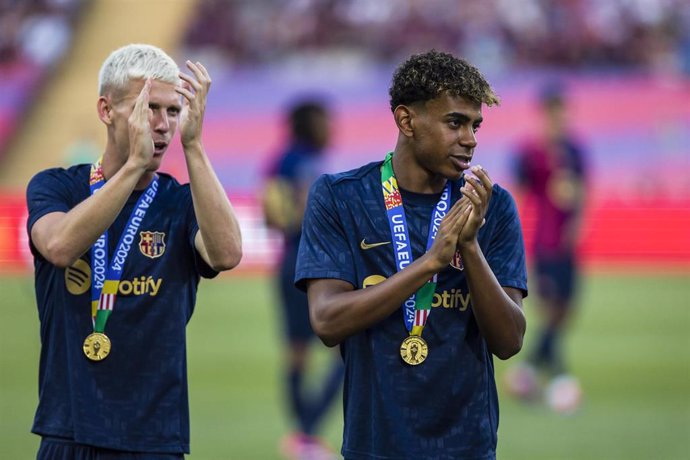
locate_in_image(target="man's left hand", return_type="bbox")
[176,60,211,148]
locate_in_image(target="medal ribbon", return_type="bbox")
[89,159,158,333]
[381,152,451,336]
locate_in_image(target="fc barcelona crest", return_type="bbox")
[139,231,166,259]
[450,250,464,271]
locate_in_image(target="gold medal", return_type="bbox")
[83,332,111,361]
[400,335,428,365]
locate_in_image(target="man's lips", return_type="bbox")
[450,155,472,170]
[153,141,168,154]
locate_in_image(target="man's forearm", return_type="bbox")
[185,141,242,270]
[460,240,526,359]
[33,163,145,267]
[308,253,443,346]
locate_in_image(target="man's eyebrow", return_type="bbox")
[446,112,483,124]
[148,102,182,111]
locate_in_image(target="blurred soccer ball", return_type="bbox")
[279,433,339,460]
[503,363,540,401]
[545,375,582,414]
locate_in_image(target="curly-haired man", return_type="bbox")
[295,50,528,459]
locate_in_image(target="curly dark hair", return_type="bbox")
[389,50,499,112]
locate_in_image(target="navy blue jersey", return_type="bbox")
[26,164,217,454]
[267,141,325,246]
[296,160,527,459]
[267,143,326,339]
[270,142,323,187]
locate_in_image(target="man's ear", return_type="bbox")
[393,105,414,138]
[97,96,112,125]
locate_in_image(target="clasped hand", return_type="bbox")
[427,165,493,270]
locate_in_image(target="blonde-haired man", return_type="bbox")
[27,44,242,458]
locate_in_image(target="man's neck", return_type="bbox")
[101,153,154,191]
[391,148,447,194]
[100,153,119,181]
[134,172,155,190]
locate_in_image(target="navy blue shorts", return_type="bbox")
[534,253,578,305]
[37,436,184,460]
[278,244,314,342]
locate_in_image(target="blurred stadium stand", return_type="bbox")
[1,0,689,273]
[0,0,84,160]
[181,0,690,73]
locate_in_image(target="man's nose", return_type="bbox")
[151,110,170,133]
[459,126,477,148]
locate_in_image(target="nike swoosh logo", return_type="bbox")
[360,239,391,250]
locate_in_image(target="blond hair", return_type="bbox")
[98,44,180,96]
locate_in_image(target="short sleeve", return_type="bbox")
[295,175,356,291]
[26,167,86,258]
[181,186,218,279]
[27,169,77,230]
[484,187,528,296]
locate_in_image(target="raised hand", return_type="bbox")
[176,60,211,148]
[127,78,154,169]
[426,196,472,271]
[458,165,493,246]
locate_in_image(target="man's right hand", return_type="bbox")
[425,196,472,272]
[127,78,154,170]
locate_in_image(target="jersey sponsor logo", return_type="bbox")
[65,259,91,295]
[360,239,391,250]
[118,276,162,296]
[139,231,166,259]
[361,275,471,311]
[65,259,163,297]
[434,288,471,311]
[363,274,386,288]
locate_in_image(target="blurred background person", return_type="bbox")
[262,99,344,460]
[504,83,588,414]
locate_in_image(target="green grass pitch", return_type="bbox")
[1,271,688,459]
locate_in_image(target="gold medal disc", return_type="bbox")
[400,335,428,365]
[83,332,111,361]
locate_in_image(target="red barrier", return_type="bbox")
[3,193,689,274]
[520,197,690,268]
[0,193,29,273]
